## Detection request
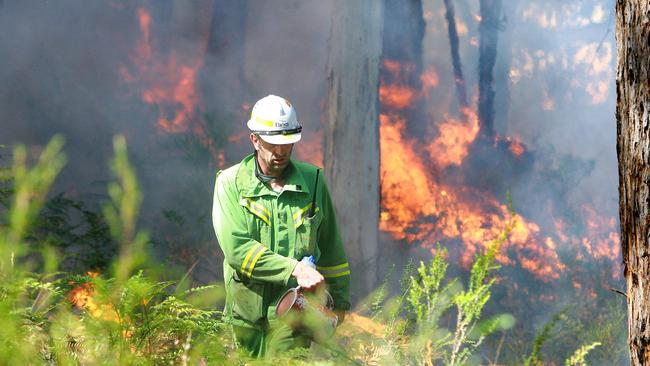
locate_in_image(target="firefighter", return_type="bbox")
[212,95,350,357]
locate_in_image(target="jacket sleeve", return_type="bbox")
[315,178,351,311]
[212,171,298,285]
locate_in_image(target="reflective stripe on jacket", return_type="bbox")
[212,154,351,328]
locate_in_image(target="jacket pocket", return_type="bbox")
[295,208,322,258]
[229,271,265,323]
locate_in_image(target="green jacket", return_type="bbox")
[212,154,351,329]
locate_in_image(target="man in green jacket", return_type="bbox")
[212,95,350,357]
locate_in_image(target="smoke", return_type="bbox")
[410,0,623,361]
[0,1,624,359]
[0,0,333,282]
[417,0,618,255]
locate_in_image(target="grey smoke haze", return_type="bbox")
[0,0,620,291]
[0,0,621,279]
[0,0,626,362]
[0,0,333,282]
[422,0,617,230]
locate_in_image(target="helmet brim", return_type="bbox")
[247,119,302,145]
[258,132,302,145]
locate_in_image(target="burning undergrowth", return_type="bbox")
[377,52,619,289]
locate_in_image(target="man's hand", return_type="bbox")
[291,261,324,290]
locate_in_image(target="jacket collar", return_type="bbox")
[236,154,310,197]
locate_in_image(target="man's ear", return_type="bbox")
[249,133,259,150]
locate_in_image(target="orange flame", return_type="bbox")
[500,136,526,157]
[379,108,565,280]
[121,6,223,166]
[68,272,118,321]
[379,59,570,280]
[379,59,438,110]
[427,108,479,167]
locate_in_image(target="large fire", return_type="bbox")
[378,57,619,282]
[120,6,224,167]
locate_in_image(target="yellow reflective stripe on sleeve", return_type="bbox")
[317,262,350,278]
[247,245,266,277]
[240,198,271,225]
[240,243,264,275]
[323,270,350,278]
[317,263,348,271]
[293,203,320,227]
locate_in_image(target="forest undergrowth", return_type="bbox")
[0,137,626,365]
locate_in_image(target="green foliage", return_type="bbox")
[524,309,568,366]
[105,136,149,284]
[517,296,626,366]
[0,136,67,363]
[341,226,515,365]
[523,309,604,366]
[30,193,115,272]
[565,342,601,366]
[0,137,627,365]
[0,136,236,365]
[0,143,116,273]
[407,245,454,327]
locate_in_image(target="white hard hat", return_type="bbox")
[246,95,302,145]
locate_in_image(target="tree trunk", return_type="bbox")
[382,0,425,82]
[325,0,383,294]
[478,0,502,140]
[616,1,650,365]
[381,0,426,137]
[443,0,468,110]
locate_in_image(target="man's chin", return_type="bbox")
[269,163,288,174]
[272,161,289,169]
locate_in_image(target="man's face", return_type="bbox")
[250,134,294,176]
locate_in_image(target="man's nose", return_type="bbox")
[274,144,291,154]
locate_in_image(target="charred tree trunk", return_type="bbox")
[443,0,468,110]
[382,0,425,81]
[381,0,426,137]
[478,0,502,140]
[616,2,650,365]
[325,0,383,294]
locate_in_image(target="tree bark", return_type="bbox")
[325,0,383,294]
[616,2,650,365]
[478,0,502,140]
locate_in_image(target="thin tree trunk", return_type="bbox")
[443,0,468,110]
[325,0,383,294]
[381,0,426,137]
[495,0,518,134]
[478,0,502,140]
[382,0,425,84]
[616,2,650,365]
